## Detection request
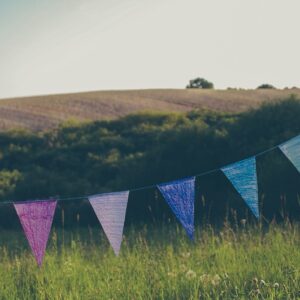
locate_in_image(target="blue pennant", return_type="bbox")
[221,157,259,218]
[158,177,195,240]
[279,135,300,173]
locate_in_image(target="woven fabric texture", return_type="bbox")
[14,200,57,266]
[158,177,195,240]
[89,191,129,255]
[280,135,300,173]
[222,157,259,218]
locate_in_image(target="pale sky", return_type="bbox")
[0,0,300,99]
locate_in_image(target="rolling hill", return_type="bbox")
[0,88,300,131]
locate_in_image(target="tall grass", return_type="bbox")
[0,222,299,299]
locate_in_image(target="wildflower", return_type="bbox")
[211,274,221,286]
[200,274,210,284]
[182,252,191,259]
[240,219,246,226]
[180,264,187,272]
[260,279,266,286]
[185,270,196,279]
[167,271,176,278]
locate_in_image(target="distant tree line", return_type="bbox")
[186,77,279,90]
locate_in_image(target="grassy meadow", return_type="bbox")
[0,222,300,299]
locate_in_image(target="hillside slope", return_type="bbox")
[0,88,300,131]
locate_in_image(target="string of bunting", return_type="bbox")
[2,134,300,266]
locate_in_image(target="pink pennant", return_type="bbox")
[89,191,129,256]
[14,199,57,266]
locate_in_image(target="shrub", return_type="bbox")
[257,84,276,89]
[186,78,214,89]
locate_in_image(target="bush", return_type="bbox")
[186,78,214,89]
[257,84,276,89]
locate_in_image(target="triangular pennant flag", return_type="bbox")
[279,135,300,173]
[221,157,259,218]
[89,191,129,256]
[158,177,195,240]
[14,199,57,266]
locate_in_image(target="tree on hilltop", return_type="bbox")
[257,84,276,89]
[186,77,214,89]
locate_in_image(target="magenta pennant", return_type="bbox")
[89,191,129,256]
[14,200,57,267]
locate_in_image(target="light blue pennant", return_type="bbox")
[279,135,300,173]
[221,157,259,218]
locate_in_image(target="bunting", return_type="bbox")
[4,134,300,265]
[89,191,129,256]
[279,135,300,173]
[222,157,259,218]
[14,199,57,266]
[158,177,195,240]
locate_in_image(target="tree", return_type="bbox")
[186,78,214,89]
[257,84,276,89]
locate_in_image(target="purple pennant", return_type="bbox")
[158,177,195,240]
[89,191,129,256]
[14,200,57,267]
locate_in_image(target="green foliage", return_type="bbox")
[0,96,300,226]
[0,170,22,198]
[257,83,276,89]
[186,77,214,89]
[0,224,300,299]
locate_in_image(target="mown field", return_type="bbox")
[1,88,300,131]
[0,223,299,299]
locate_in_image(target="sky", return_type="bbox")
[0,0,300,99]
